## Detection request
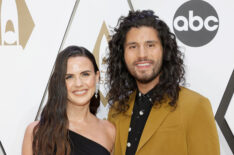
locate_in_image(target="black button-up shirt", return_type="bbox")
[125,89,154,155]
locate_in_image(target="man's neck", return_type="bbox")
[136,76,159,94]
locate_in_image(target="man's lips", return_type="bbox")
[134,61,153,68]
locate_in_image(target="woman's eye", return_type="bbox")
[65,75,72,79]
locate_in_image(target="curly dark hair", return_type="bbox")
[32,46,100,155]
[106,10,185,113]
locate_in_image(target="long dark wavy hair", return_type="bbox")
[32,46,100,155]
[107,10,185,113]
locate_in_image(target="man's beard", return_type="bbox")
[128,60,162,84]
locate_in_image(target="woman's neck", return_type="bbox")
[66,102,92,123]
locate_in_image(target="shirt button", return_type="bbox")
[127,142,131,147]
[139,110,144,115]
[129,127,131,132]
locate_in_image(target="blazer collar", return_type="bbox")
[136,100,171,153]
[119,91,171,154]
[119,91,136,155]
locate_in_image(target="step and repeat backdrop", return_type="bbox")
[0,0,233,154]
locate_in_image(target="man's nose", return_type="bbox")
[138,45,147,58]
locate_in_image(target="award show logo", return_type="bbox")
[93,21,110,107]
[215,70,234,153]
[0,0,34,49]
[173,0,219,47]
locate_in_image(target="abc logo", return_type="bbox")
[173,0,219,47]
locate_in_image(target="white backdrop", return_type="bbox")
[0,0,76,154]
[0,0,233,154]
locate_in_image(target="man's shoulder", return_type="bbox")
[108,91,136,120]
[179,86,208,101]
[108,103,121,124]
[178,86,211,110]
[178,87,216,130]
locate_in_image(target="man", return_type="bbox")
[107,10,220,155]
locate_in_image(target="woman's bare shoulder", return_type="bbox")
[24,121,39,140]
[26,121,39,133]
[100,119,116,140]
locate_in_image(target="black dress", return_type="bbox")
[68,130,110,155]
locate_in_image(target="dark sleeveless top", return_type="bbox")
[68,130,110,155]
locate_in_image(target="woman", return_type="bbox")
[22,46,115,155]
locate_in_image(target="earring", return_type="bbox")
[95,83,99,98]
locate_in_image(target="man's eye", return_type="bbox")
[148,43,155,47]
[82,73,90,76]
[129,45,136,49]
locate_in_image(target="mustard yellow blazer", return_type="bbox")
[108,87,220,155]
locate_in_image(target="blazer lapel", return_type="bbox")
[119,91,136,155]
[136,100,171,153]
